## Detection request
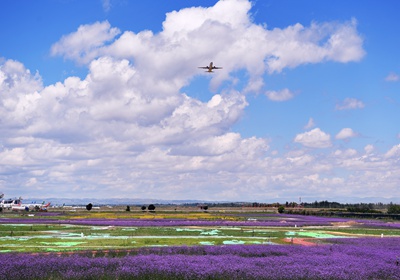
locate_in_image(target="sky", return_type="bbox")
[0,0,399,203]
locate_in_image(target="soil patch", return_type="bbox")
[283,238,317,246]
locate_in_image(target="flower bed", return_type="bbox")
[0,214,364,227]
[1,238,399,279]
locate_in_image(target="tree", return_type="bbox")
[278,206,285,214]
[86,203,93,211]
[126,205,130,211]
[387,204,400,214]
[141,205,147,211]
[148,204,156,212]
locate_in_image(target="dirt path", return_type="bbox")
[283,237,317,246]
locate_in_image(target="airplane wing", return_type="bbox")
[198,63,222,72]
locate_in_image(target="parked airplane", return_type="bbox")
[0,197,23,210]
[198,62,222,72]
[19,201,51,211]
[10,201,29,212]
[0,195,50,212]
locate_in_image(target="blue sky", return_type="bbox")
[0,0,399,203]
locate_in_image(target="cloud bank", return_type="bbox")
[1,0,399,202]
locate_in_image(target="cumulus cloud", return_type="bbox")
[304,117,315,129]
[265,88,294,101]
[364,144,374,154]
[334,148,357,158]
[335,97,365,110]
[8,0,400,202]
[335,128,358,140]
[385,144,400,158]
[0,60,43,131]
[294,128,332,148]
[0,59,42,94]
[50,21,121,64]
[0,54,255,198]
[265,18,364,73]
[50,0,365,91]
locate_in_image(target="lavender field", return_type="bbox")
[0,209,399,279]
[1,238,400,279]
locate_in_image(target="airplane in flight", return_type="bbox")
[198,62,222,72]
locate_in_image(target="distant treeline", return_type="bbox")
[181,200,400,214]
[251,201,400,214]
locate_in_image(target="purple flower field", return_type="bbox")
[1,213,399,279]
[0,213,389,227]
[1,238,399,279]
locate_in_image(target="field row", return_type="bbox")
[1,238,400,279]
[1,211,399,253]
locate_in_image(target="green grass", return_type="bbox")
[324,227,400,236]
[1,210,399,253]
[0,223,286,252]
[0,234,274,253]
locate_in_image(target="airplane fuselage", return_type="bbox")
[0,199,22,210]
[198,62,222,73]
[0,197,50,212]
[206,62,214,72]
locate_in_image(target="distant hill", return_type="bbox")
[24,197,220,206]
[23,196,400,206]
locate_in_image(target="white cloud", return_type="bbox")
[335,97,365,110]
[51,0,365,92]
[385,144,400,158]
[385,72,399,82]
[334,148,357,158]
[335,128,358,140]
[0,59,42,94]
[9,1,400,202]
[0,60,43,130]
[364,144,374,154]
[325,18,365,62]
[287,154,314,166]
[265,88,294,101]
[265,18,364,73]
[161,0,251,39]
[304,117,315,129]
[294,128,332,148]
[50,21,121,64]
